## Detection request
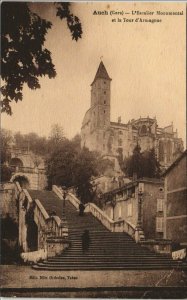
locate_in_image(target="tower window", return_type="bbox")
[104,100,106,104]
[141,125,147,134]
[104,91,106,94]
[104,110,105,114]
[104,81,106,84]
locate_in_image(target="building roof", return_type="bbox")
[162,149,187,177]
[110,121,128,128]
[91,61,112,86]
[103,177,163,197]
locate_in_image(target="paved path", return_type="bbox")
[1,265,187,289]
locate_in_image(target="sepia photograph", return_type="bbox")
[1,1,187,298]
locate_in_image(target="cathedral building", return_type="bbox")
[81,61,183,170]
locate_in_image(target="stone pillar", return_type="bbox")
[137,191,143,227]
[135,189,145,242]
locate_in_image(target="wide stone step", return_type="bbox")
[33,264,184,271]
[44,259,173,264]
[48,254,170,260]
[34,196,182,272]
[47,254,171,259]
[69,241,136,245]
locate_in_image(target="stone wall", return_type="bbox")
[102,179,164,240]
[142,182,164,240]
[164,152,187,244]
[1,182,18,222]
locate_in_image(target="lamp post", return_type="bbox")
[61,186,67,220]
[137,190,143,228]
[111,195,116,221]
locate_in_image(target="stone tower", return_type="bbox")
[90,61,112,132]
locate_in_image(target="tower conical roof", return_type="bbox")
[91,61,112,85]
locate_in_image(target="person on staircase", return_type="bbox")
[79,202,85,216]
[82,229,91,254]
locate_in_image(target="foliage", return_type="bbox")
[1,129,13,181]
[1,214,18,240]
[124,144,143,178]
[14,131,48,156]
[1,128,13,163]
[122,145,161,179]
[71,134,81,151]
[1,165,12,182]
[48,123,66,151]
[46,139,78,188]
[13,124,66,156]
[46,141,99,203]
[1,214,20,264]
[1,2,82,114]
[142,148,161,178]
[73,148,99,203]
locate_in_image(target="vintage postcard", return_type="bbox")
[1,1,187,298]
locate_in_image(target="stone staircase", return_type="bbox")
[33,195,186,271]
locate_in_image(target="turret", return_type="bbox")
[90,61,112,131]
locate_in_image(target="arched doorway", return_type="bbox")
[12,174,30,189]
[27,221,38,251]
[10,157,23,170]
[140,125,147,135]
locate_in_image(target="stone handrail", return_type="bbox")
[34,198,65,237]
[52,185,136,236]
[52,185,64,200]
[52,186,81,210]
[67,192,80,210]
[14,183,66,238]
[52,185,136,238]
[15,181,22,193]
[85,202,136,235]
[85,202,116,232]
[35,199,50,220]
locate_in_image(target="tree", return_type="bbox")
[73,147,99,203]
[48,124,65,148]
[71,134,81,151]
[124,144,143,179]
[1,128,13,163]
[14,131,48,156]
[46,140,99,203]
[1,165,12,182]
[46,139,78,188]
[142,148,161,178]
[1,2,82,114]
[123,145,161,179]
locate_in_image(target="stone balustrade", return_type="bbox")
[52,186,80,210]
[67,192,81,210]
[15,182,70,258]
[53,186,137,238]
[52,185,64,200]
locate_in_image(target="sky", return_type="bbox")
[2,2,186,145]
